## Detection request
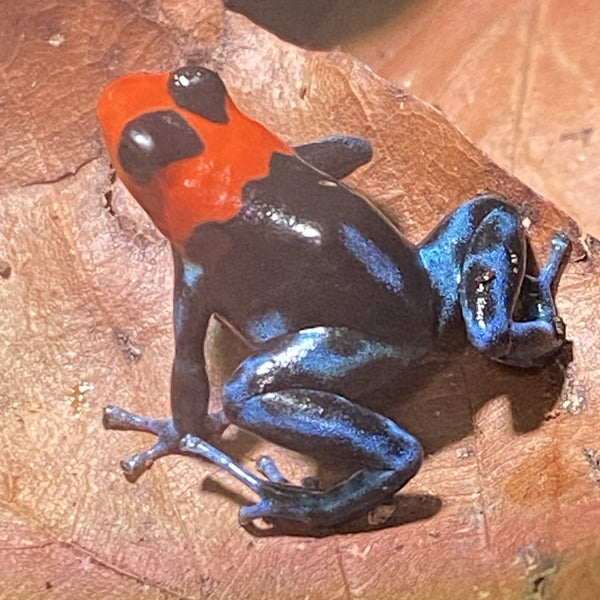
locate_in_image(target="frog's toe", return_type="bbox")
[120,450,156,483]
[239,498,276,525]
[118,436,178,482]
[103,405,182,481]
[256,455,321,488]
[540,232,572,287]
[551,231,571,253]
[256,455,289,483]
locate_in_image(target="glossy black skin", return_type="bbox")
[103,67,570,529]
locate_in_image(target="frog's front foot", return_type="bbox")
[519,231,571,343]
[103,406,184,482]
[103,407,229,482]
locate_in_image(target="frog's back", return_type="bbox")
[185,153,437,352]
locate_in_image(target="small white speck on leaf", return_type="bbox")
[48,33,66,47]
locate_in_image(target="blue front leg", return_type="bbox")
[103,251,224,481]
[419,194,570,367]
[184,327,423,527]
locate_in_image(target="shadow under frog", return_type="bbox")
[97,66,571,536]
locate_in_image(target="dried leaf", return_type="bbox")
[1,3,599,600]
[347,0,600,239]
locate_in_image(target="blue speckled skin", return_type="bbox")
[103,125,570,529]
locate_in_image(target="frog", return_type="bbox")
[97,65,570,528]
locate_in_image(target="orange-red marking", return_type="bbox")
[97,71,292,248]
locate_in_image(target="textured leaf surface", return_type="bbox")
[347,0,600,239]
[1,2,599,599]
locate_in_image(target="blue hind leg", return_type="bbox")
[183,327,423,527]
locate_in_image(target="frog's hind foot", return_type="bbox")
[181,434,418,528]
[103,405,181,482]
[182,434,329,525]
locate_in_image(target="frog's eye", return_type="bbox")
[169,66,229,124]
[118,110,204,182]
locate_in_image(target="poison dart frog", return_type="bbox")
[98,66,570,528]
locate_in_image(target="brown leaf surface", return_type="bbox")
[1,3,599,599]
[346,0,600,239]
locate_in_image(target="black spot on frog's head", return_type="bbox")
[118,110,204,182]
[169,66,229,124]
